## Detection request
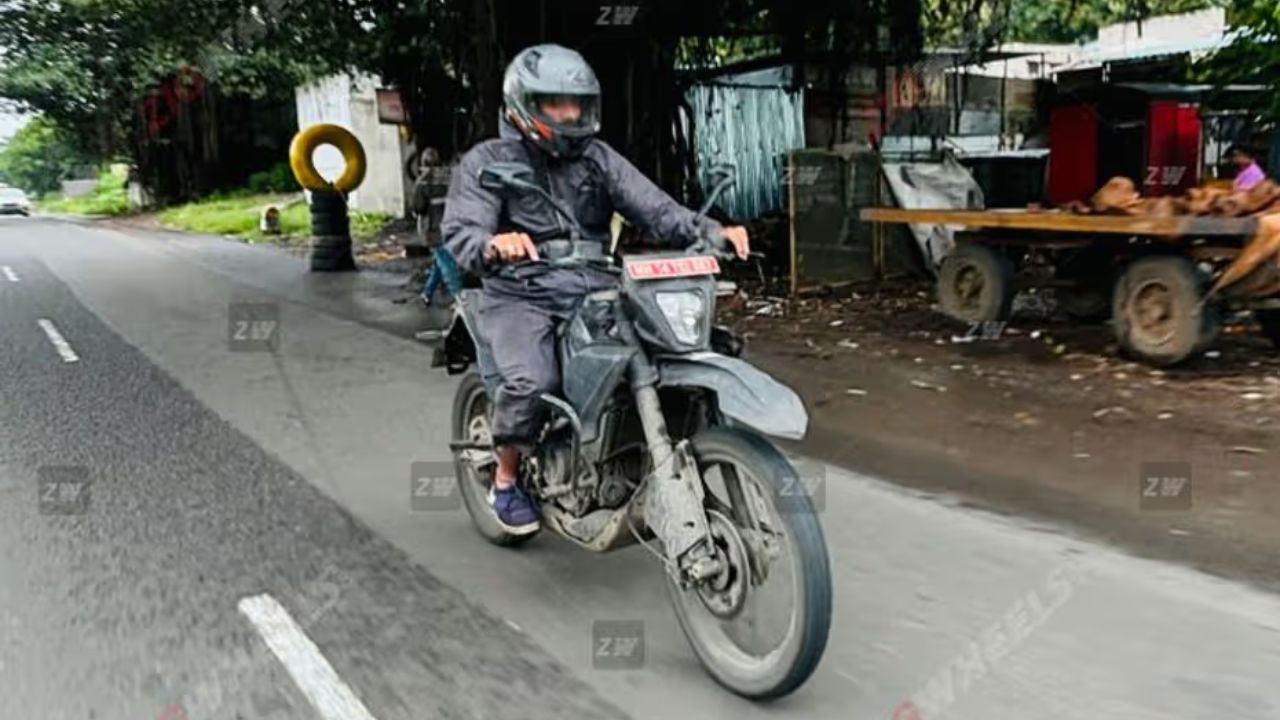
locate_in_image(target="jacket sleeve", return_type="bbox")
[441,145,501,276]
[598,142,721,248]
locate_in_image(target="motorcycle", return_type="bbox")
[432,161,831,699]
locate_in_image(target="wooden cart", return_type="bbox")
[860,207,1275,366]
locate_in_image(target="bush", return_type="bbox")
[246,163,301,194]
[38,166,130,216]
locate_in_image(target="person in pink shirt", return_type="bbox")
[1229,144,1266,191]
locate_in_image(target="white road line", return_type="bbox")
[237,594,379,720]
[36,319,79,363]
[1,266,18,282]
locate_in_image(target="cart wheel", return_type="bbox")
[937,244,1014,323]
[1255,310,1280,349]
[1112,256,1220,366]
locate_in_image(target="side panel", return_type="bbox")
[1048,104,1098,206]
[561,341,636,443]
[1145,100,1202,197]
[656,352,808,440]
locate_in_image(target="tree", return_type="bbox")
[0,116,95,195]
[1199,0,1280,123]
[922,0,1221,52]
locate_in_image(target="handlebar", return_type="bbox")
[685,227,739,262]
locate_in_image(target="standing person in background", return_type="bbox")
[1229,144,1266,192]
[411,147,463,306]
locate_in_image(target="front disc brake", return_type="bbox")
[694,510,751,620]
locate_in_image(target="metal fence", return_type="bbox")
[684,83,805,221]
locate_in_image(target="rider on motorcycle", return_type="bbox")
[441,44,750,535]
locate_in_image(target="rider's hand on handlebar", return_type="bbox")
[484,232,540,264]
[719,226,750,260]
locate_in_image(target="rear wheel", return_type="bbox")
[1112,255,1219,366]
[667,426,832,700]
[451,371,537,547]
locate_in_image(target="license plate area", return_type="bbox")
[625,255,720,280]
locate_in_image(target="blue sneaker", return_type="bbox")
[488,484,540,535]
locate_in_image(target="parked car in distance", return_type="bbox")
[0,186,32,216]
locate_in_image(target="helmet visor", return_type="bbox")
[526,93,601,137]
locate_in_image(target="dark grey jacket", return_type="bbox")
[441,121,720,277]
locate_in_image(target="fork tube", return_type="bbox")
[633,374,674,470]
[614,315,675,468]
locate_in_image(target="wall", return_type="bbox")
[295,74,408,216]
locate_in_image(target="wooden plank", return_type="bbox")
[860,207,1258,237]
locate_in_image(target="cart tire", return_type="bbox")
[937,243,1014,323]
[1112,256,1219,366]
[1255,310,1280,349]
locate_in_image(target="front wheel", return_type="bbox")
[667,426,832,700]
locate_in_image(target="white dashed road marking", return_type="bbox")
[2,266,18,282]
[36,319,79,363]
[237,594,379,720]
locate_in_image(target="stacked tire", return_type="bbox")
[309,189,356,272]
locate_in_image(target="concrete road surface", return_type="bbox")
[1,214,1278,720]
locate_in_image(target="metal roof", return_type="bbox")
[1056,31,1239,72]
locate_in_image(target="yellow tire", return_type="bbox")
[289,124,367,193]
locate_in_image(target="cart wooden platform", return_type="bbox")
[860,207,1277,366]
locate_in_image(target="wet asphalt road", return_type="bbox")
[2,214,1280,720]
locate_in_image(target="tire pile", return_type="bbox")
[309,189,356,272]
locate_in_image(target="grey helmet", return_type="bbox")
[502,44,601,158]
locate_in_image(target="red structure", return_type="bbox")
[1048,85,1203,205]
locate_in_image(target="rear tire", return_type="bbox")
[451,371,537,547]
[1112,255,1219,366]
[668,426,832,700]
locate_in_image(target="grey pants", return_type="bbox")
[477,266,617,448]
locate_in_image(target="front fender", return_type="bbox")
[656,352,808,440]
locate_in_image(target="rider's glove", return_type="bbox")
[484,232,540,264]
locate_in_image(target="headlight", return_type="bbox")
[655,290,706,345]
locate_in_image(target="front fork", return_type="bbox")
[625,342,723,583]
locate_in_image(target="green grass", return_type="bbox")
[38,168,130,216]
[157,192,393,244]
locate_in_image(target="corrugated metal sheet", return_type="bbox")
[685,84,805,220]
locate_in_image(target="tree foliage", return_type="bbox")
[0,116,95,195]
[1199,0,1280,123]
[0,0,373,162]
[923,0,1221,52]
